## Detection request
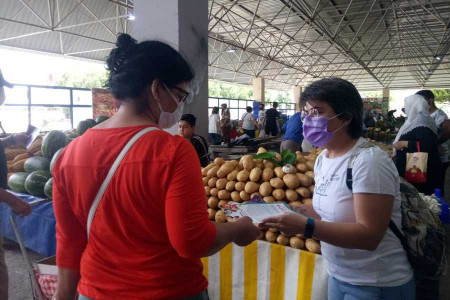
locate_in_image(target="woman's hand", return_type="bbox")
[393,141,408,150]
[258,213,307,236]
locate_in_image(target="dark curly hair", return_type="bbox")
[106,34,194,113]
[300,77,363,139]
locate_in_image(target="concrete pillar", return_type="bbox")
[382,88,390,98]
[133,0,209,138]
[253,77,265,103]
[294,86,302,112]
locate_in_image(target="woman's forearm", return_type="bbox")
[313,220,387,251]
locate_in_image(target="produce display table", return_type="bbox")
[210,136,282,158]
[0,192,55,256]
[201,241,328,300]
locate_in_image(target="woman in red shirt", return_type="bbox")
[53,34,260,300]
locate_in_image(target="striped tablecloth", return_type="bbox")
[201,240,328,300]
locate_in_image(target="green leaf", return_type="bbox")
[265,157,281,167]
[283,153,297,166]
[281,149,292,161]
[254,152,276,160]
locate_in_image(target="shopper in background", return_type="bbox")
[257,103,266,137]
[416,90,450,190]
[393,94,442,195]
[259,77,414,300]
[240,106,257,138]
[0,68,13,106]
[265,102,281,136]
[220,103,231,143]
[208,106,221,145]
[280,112,303,153]
[0,135,31,300]
[0,73,32,299]
[178,113,210,167]
[53,34,260,300]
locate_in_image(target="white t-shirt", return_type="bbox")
[431,109,449,163]
[313,138,413,286]
[258,110,266,125]
[209,114,220,134]
[241,112,255,130]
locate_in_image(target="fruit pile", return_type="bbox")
[6,116,109,198]
[202,148,322,253]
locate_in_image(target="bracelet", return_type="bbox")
[304,217,315,239]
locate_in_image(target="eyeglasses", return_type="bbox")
[167,85,189,103]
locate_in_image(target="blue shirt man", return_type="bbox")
[280,112,303,152]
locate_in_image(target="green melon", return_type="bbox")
[44,177,53,199]
[25,170,52,197]
[50,148,64,175]
[96,115,109,124]
[76,120,91,136]
[24,156,50,173]
[7,172,29,193]
[42,130,66,158]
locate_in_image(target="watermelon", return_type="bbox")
[7,172,29,193]
[86,119,97,127]
[77,120,91,136]
[66,132,79,139]
[24,170,52,197]
[42,130,66,158]
[44,177,53,199]
[50,148,64,175]
[24,156,50,173]
[96,115,109,124]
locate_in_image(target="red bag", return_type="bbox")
[404,141,427,184]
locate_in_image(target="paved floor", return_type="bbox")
[4,229,450,300]
[4,239,44,300]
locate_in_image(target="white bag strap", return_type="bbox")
[87,126,159,240]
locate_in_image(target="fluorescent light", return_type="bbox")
[435,55,441,60]
[127,14,136,21]
[283,67,290,70]
[227,48,236,53]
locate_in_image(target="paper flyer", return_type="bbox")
[220,200,298,224]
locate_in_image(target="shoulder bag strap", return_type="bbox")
[87,126,160,240]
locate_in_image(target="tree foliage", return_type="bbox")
[54,71,108,89]
[432,89,450,104]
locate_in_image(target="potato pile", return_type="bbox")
[202,147,322,253]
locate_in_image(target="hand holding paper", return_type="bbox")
[258,212,307,236]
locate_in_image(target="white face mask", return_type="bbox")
[156,87,184,129]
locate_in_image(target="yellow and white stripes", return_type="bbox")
[201,241,328,300]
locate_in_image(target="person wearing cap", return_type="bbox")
[178,114,210,167]
[220,103,231,143]
[0,69,31,299]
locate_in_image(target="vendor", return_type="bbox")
[178,113,210,167]
[259,77,414,300]
[53,34,260,300]
[0,70,32,300]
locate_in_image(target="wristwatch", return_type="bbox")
[304,217,315,239]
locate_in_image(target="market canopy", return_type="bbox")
[0,0,449,90]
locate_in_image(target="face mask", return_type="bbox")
[157,89,184,129]
[303,114,343,148]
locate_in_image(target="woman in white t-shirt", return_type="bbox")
[240,106,257,138]
[259,77,414,300]
[208,106,222,145]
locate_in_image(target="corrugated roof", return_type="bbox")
[0,0,448,90]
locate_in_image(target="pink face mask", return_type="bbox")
[302,113,343,148]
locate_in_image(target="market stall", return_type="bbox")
[0,192,55,256]
[201,242,328,300]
